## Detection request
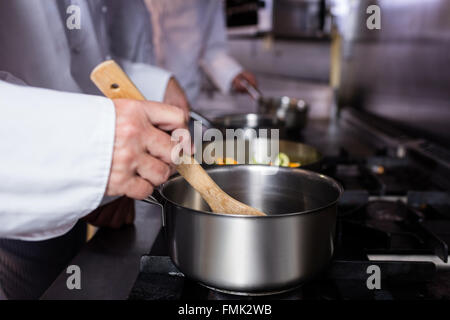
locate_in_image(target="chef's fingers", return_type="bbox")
[136,153,171,188]
[145,127,193,166]
[125,177,154,200]
[144,127,177,164]
[140,100,187,132]
[171,126,194,157]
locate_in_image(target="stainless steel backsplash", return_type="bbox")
[338,0,450,147]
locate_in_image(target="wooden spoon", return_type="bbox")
[90,60,266,216]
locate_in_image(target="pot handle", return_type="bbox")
[142,192,166,227]
[238,78,263,102]
[189,110,214,129]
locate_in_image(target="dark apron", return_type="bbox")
[0,221,86,299]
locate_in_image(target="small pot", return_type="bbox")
[259,96,309,133]
[144,165,343,295]
[190,112,282,139]
[238,78,310,133]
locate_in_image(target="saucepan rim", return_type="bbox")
[154,165,344,218]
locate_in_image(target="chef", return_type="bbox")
[145,0,258,104]
[0,0,190,299]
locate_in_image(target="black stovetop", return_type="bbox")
[128,151,450,300]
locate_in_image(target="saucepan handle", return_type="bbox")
[189,110,214,129]
[142,192,166,227]
[238,78,263,102]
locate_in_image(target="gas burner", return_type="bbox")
[366,201,406,222]
[202,284,300,297]
[204,286,305,300]
[129,253,438,300]
[367,158,437,195]
[323,153,445,197]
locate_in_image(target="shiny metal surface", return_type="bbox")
[154,166,342,294]
[368,254,450,272]
[212,97,309,134]
[215,113,280,129]
[273,0,326,38]
[189,111,214,129]
[338,0,450,148]
[191,93,309,137]
[238,77,263,102]
[237,77,309,131]
[204,113,283,139]
[203,138,322,171]
[259,96,309,132]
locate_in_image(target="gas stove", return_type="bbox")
[128,142,450,300]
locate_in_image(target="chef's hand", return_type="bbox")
[232,71,258,93]
[83,196,135,229]
[106,99,190,200]
[163,77,190,121]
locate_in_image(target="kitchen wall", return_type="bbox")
[338,0,450,148]
[193,37,333,120]
[229,38,331,83]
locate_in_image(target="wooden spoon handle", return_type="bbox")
[91,60,147,100]
[90,60,266,216]
[90,61,201,169]
[176,155,227,207]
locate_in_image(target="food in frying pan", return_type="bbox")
[215,153,301,167]
[215,157,238,165]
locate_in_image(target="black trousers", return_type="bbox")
[0,221,86,299]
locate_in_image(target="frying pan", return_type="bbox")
[202,137,323,171]
[190,111,322,170]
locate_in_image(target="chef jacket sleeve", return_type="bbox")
[119,59,172,103]
[200,0,243,95]
[0,81,116,241]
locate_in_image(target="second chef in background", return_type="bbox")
[145,0,258,105]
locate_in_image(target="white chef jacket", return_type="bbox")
[0,0,171,241]
[146,0,243,103]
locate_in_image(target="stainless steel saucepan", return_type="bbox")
[144,165,343,295]
[190,111,281,139]
[239,78,310,133]
[189,78,309,136]
[190,109,306,139]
